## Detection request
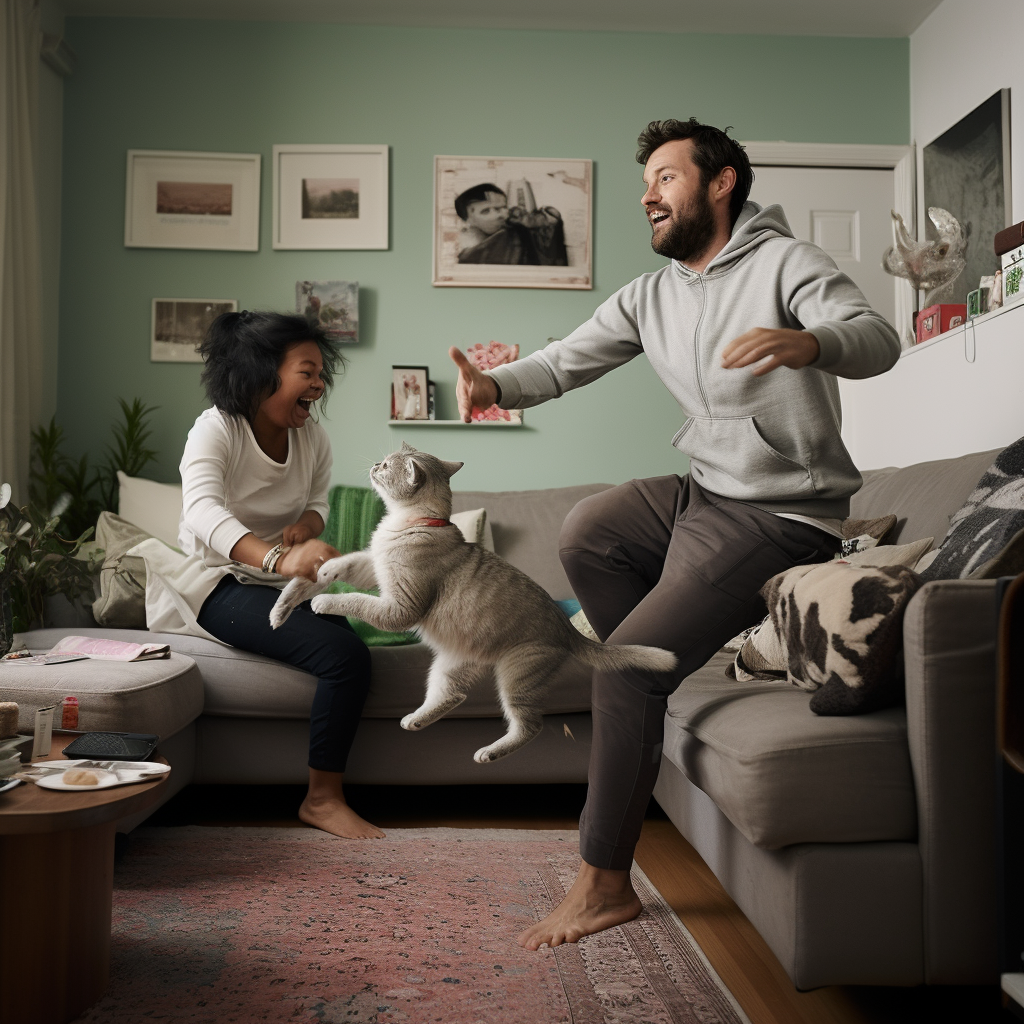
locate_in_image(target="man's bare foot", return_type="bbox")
[518,862,642,949]
[299,796,386,839]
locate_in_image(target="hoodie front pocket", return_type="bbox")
[672,415,814,501]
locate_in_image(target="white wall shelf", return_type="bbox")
[387,419,522,427]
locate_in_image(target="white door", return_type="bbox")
[748,166,896,327]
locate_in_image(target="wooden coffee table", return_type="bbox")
[0,733,170,1024]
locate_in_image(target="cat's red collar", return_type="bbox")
[409,517,454,528]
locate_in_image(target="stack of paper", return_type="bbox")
[0,736,30,778]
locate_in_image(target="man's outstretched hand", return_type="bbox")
[721,329,820,376]
[449,346,500,422]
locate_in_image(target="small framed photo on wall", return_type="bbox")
[433,155,592,289]
[151,298,237,363]
[273,144,389,250]
[391,365,430,421]
[296,280,359,342]
[125,150,261,250]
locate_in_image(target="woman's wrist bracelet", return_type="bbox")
[262,543,285,574]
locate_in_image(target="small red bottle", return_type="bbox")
[60,696,79,731]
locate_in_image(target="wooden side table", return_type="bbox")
[0,733,169,1024]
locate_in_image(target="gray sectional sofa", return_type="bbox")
[8,451,1005,990]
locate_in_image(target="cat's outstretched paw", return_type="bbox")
[400,713,425,731]
[269,575,324,629]
[310,594,335,615]
[473,746,503,764]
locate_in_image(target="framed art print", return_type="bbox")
[273,144,389,249]
[125,150,261,250]
[391,365,430,421]
[151,298,237,362]
[433,155,592,289]
[296,280,359,342]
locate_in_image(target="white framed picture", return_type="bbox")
[433,155,592,289]
[125,150,261,251]
[273,144,389,250]
[151,298,237,363]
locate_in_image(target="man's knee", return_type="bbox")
[559,486,627,561]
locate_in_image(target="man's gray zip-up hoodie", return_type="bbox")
[488,201,901,519]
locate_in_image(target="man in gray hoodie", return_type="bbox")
[450,118,901,950]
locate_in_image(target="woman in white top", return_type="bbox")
[179,310,382,840]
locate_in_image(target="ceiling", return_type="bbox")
[60,0,943,38]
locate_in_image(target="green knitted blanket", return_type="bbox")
[319,485,418,647]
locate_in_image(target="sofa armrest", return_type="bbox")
[903,578,999,984]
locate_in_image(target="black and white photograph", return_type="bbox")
[391,365,430,421]
[296,280,359,342]
[433,155,592,289]
[151,298,237,362]
[125,150,261,251]
[922,89,1012,307]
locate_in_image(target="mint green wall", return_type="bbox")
[58,19,909,491]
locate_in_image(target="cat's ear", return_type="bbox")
[399,441,416,454]
[406,458,426,490]
[441,460,464,478]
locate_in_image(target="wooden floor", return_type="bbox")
[142,783,1008,1024]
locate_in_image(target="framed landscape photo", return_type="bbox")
[151,298,237,363]
[433,155,592,289]
[125,150,261,250]
[391,365,430,421]
[296,280,359,342]
[273,144,388,250]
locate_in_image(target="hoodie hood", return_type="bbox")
[675,201,795,276]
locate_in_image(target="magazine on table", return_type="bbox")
[1,636,170,665]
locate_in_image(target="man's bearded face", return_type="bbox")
[648,178,717,264]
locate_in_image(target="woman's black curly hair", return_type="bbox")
[199,310,345,420]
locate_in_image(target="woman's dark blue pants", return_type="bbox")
[197,576,372,773]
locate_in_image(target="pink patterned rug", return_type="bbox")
[76,827,750,1024]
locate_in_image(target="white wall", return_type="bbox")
[911,0,1024,226]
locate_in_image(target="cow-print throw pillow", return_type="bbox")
[920,436,1024,581]
[758,561,922,716]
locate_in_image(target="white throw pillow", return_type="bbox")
[117,471,183,549]
[450,507,495,551]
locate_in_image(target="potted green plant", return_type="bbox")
[0,483,99,654]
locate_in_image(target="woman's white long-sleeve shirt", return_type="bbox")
[178,407,331,563]
[140,407,332,639]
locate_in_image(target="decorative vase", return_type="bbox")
[0,583,12,657]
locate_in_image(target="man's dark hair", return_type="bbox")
[637,119,754,225]
[454,182,506,221]
[199,310,344,420]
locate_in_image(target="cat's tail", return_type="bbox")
[570,634,677,674]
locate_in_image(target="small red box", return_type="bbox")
[916,303,967,343]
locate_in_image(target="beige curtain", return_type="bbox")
[0,0,43,504]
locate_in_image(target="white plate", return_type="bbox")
[0,777,21,794]
[32,759,170,791]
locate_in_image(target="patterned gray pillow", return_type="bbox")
[921,437,1024,581]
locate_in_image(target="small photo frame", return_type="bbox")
[391,365,430,421]
[433,155,592,289]
[151,298,237,363]
[296,280,359,342]
[125,150,261,251]
[273,144,389,250]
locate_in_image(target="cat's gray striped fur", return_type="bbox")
[270,443,676,763]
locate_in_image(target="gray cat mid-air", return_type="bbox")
[269,443,677,763]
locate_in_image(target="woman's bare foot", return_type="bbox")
[299,796,385,839]
[301,767,385,839]
[518,862,642,949]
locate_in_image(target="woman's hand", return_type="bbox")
[449,346,499,422]
[277,539,341,582]
[282,522,314,547]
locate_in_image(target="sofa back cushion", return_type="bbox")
[452,484,612,599]
[850,448,1001,546]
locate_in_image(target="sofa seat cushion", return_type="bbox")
[663,650,916,850]
[0,643,202,739]
[19,628,593,720]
